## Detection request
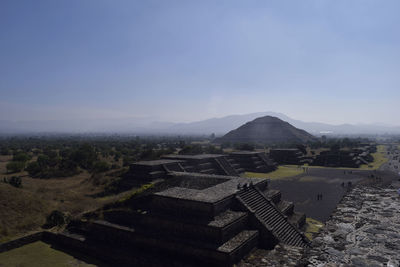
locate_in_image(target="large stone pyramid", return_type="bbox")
[215,116,316,144]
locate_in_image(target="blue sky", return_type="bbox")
[1,0,399,125]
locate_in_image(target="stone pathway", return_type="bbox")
[308,185,400,267]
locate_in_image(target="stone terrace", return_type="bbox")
[155,172,264,203]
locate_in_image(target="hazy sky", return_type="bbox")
[1,0,400,125]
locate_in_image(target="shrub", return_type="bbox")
[6,161,25,173]
[44,210,68,228]
[26,161,41,177]
[71,144,98,169]
[111,163,120,169]
[8,176,22,188]
[92,161,110,173]
[12,152,31,162]
[37,154,50,168]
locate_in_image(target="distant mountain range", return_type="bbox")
[214,116,317,144]
[1,111,399,135]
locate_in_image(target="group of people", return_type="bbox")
[341,181,352,187]
[237,182,254,190]
[316,193,323,200]
[301,166,309,173]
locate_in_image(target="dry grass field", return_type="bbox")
[0,241,101,267]
[359,144,388,170]
[0,155,129,242]
[304,217,324,240]
[243,166,303,180]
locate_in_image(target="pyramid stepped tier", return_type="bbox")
[236,187,309,248]
[122,159,187,188]
[264,189,281,204]
[56,220,259,267]
[123,152,277,189]
[226,157,245,174]
[102,209,249,245]
[152,172,267,219]
[227,151,277,173]
[311,149,366,168]
[163,154,240,176]
[122,155,242,189]
[277,200,294,216]
[269,149,308,165]
[214,156,240,176]
[51,168,309,266]
[288,212,307,228]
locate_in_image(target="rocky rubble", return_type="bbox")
[238,244,306,267]
[308,185,400,267]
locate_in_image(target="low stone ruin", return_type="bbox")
[54,172,308,266]
[311,149,373,168]
[122,152,276,188]
[269,149,309,165]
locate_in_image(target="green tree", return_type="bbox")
[59,158,78,172]
[71,144,97,169]
[6,161,25,173]
[44,210,67,228]
[12,152,31,162]
[26,161,42,177]
[37,154,50,168]
[92,161,110,173]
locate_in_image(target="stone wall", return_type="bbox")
[0,232,44,253]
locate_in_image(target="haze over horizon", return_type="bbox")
[1,1,400,126]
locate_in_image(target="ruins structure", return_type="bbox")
[269,148,309,165]
[311,148,374,168]
[122,152,276,188]
[57,171,309,266]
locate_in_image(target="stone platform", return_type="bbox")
[55,171,308,266]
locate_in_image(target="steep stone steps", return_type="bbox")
[236,188,309,248]
[214,157,239,176]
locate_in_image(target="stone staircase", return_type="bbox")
[257,153,277,171]
[162,162,186,172]
[236,187,309,248]
[227,152,277,173]
[214,157,240,176]
[226,158,245,174]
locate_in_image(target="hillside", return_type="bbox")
[214,116,317,144]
